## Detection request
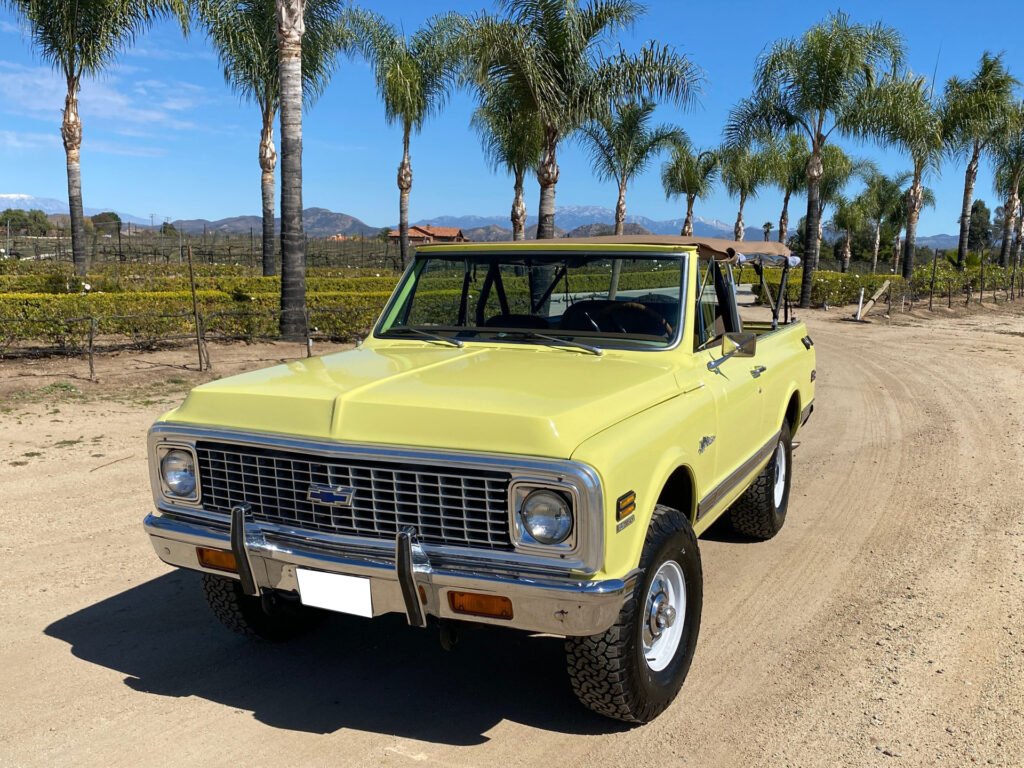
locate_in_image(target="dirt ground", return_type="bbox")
[1,302,1023,768]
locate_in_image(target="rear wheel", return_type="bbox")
[728,422,793,540]
[565,505,703,723]
[201,574,319,641]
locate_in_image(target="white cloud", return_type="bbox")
[0,61,204,131]
[0,20,21,34]
[0,130,60,150]
[127,46,215,62]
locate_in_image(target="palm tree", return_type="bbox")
[725,11,904,305]
[471,84,543,241]
[811,146,875,266]
[276,0,307,339]
[859,171,911,272]
[944,53,1018,271]
[885,183,936,273]
[346,10,466,268]
[762,221,773,241]
[661,142,718,236]
[765,133,808,243]
[991,103,1024,267]
[719,144,767,241]
[830,195,867,272]
[5,0,188,276]
[198,0,343,277]
[848,74,946,278]
[472,0,701,241]
[579,100,683,236]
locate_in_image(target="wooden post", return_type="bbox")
[88,317,96,381]
[187,246,204,372]
[929,251,939,310]
[980,255,986,304]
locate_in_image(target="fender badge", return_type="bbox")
[699,435,716,454]
[616,516,635,533]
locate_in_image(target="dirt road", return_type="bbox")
[1,307,1022,767]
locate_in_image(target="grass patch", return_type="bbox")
[53,438,83,448]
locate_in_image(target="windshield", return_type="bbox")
[376,250,686,351]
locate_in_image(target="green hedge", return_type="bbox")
[752,271,905,306]
[0,290,397,346]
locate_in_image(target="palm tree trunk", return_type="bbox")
[778,189,791,243]
[681,196,695,236]
[892,229,902,274]
[955,142,980,271]
[531,129,559,314]
[841,232,852,273]
[511,167,526,241]
[259,103,277,277]
[535,129,559,239]
[614,180,627,236]
[62,76,87,277]
[799,149,824,308]
[902,178,923,280]
[397,122,413,268]
[999,190,1018,268]
[734,193,746,241]
[277,0,306,340]
[1014,199,1024,268]
[871,220,881,273]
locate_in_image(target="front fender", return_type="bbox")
[571,387,716,580]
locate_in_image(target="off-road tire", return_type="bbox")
[565,505,703,723]
[201,573,319,641]
[728,422,793,540]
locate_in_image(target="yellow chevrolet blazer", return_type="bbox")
[144,236,815,723]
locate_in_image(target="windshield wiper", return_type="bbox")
[384,326,464,348]
[496,331,602,356]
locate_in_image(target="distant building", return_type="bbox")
[328,233,349,241]
[387,224,468,244]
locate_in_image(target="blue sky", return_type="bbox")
[2,1,1023,234]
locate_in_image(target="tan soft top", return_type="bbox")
[555,235,794,262]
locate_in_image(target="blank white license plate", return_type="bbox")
[296,568,372,617]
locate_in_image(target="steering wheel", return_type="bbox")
[597,302,673,338]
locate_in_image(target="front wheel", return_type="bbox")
[201,574,320,641]
[565,505,703,723]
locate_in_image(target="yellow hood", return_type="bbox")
[163,342,681,458]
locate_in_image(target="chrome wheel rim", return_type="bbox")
[773,442,786,508]
[642,559,686,672]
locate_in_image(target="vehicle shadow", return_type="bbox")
[44,571,627,744]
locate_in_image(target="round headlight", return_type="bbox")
[161,449,197,498]
[519,489,573,545]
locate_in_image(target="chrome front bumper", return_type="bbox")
[144,510,636,637]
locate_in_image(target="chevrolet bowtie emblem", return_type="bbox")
[307,483,356,506]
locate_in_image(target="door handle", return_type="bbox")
[751,365,767,378]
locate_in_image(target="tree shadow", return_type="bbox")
[45,571,628,744]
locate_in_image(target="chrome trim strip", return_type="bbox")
[148,423,605,575]
[696,430,780,520]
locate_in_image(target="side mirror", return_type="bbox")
[707,331,756,372]
[722,331,756,358]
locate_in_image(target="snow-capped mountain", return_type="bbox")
[0,193,149,225]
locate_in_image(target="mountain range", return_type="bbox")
[0,193,150,225]
[3,193,960,249]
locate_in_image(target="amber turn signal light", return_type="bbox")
[447,591,513,620]
[196,547,238,573]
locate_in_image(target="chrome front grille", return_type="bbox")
[195,441,513,550]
